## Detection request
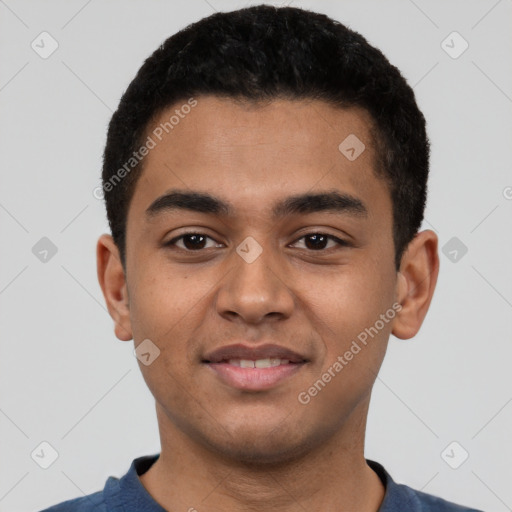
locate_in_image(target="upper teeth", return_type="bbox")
[228,358,290,368]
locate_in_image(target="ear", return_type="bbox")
[392,229,440,340]
[96,234,133,341]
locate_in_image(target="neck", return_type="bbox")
[140,400,385,512]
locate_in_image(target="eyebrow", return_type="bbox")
[145,189,368,220]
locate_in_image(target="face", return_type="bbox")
[99,96,431,464]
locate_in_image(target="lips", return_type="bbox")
[203,343,307,364]
[203,343,308,391]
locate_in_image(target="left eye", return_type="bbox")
[291,233,348,251]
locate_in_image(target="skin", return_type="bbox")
[97,96,439,511]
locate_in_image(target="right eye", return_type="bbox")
[165,233,224,251]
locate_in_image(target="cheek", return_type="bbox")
[296,263,395,379]
[128,276,203,411]
[127,267,213,389]
[301,291,391,417]
[298,264,392,332]
[128,266,201,341]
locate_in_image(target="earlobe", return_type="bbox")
[96,234,133,341]
[391,230,440,340]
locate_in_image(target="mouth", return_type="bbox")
[202,344,308,391]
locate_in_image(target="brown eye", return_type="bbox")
[167,233,222,251]
[292,233,348,251]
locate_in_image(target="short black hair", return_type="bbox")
[102,4,430,272]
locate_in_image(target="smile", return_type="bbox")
[204,359,306,391]
[202,343,309,391]
[226,358,290,368]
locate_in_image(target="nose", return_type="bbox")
[215,242,295,325]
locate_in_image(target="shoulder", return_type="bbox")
[37,454,160,512]
[367,460,483,512]
[38,489,107,512]
[396,482,484,511]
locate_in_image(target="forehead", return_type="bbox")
[129,95,390,224]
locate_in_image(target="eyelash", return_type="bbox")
[165,232,350,252]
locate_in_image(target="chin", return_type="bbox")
[214,438,310,467]
[202,420,321,467]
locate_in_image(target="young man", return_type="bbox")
[42,5,482,512]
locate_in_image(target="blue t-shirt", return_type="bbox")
[40,454,482,511]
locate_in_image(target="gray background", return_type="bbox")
[0,0,511,510]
